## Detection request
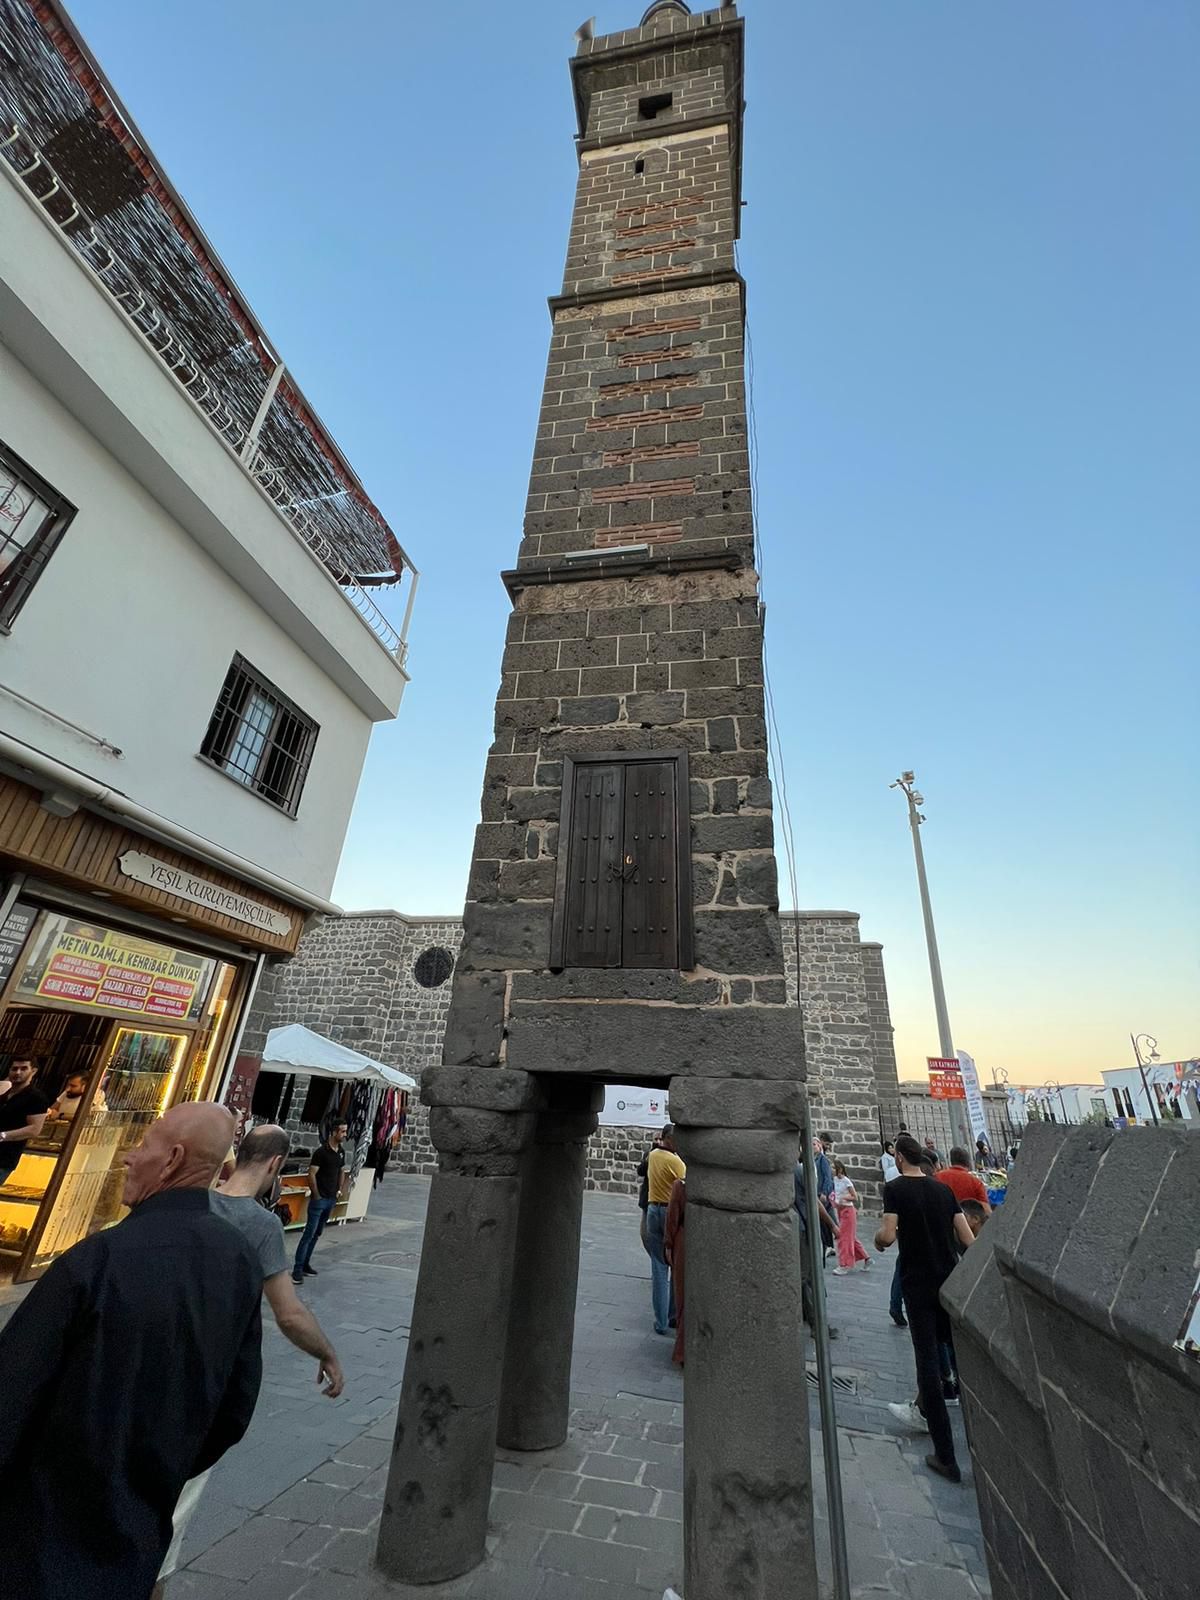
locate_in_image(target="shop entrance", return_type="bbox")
[0,902,246,1282]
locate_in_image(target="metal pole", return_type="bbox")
[1131,1034,1160,1126]
[801,1119,851,1600]
[894,775,971,1152]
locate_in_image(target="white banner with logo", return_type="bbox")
[957,1050,989,1146]
[599,1085,670,1129]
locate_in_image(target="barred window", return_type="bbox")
[0,443,77,630]
[200,655,318,816]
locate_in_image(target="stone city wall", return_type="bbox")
[943,1122,1200,1600]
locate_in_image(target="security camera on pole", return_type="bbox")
[891,771,972,1154]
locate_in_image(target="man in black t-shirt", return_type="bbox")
[0,1059,50,1186]
[875,1133,974,1482]
[292,1120,348,1284]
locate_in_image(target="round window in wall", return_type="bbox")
[413,946,455,989]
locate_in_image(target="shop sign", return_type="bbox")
[599,1085,669,1129]
[17,913,215,1024]
[928,1057,966,1100]
[0,901,38,991]
[116,850,294,939]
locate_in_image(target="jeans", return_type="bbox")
[903,1286,957,1467]
[890,1259,904,1320]
[646,1202,674,1333]
[294,1195,336,1276]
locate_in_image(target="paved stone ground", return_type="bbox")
[5,1175,992,1598]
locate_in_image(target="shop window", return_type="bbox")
[200,655,319,816]
[413,946,455,989]
[300,1076,335,1127]
[0,441,77,631]
[550,752,692,971]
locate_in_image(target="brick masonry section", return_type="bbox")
[252,908,898,1201]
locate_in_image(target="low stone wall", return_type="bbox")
[943,1122,1200,1600]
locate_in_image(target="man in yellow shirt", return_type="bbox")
[645,1126,685,1335]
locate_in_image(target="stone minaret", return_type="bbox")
[378,7,817,1596]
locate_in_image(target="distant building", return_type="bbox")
[1102,1063,1198,1124]
[0,0,415,1281]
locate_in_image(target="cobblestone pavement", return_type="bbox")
[7,1174,989,1599]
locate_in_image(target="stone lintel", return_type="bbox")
[506,1001,803,1080]
[502,545,743,598]
[547,266,746,320]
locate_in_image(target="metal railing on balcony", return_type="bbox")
[0,0,416,664]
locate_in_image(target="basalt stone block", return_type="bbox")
[1052,1126,1164,1324]
[691,813,774,852]
[1111,1125,1200,1360]
[440,973,506,1068]
[557,694,621,726]
[423,1067,545,1114]
[675,1125,796,1175]
[693,907,784,974]
[429,1106,535,1158]
[1004,1125,1111,1302]
[497,858,557,899]
[730,851,778,906]
[670,1076,805,1131]
[625,690,686,724]
[506,1001,803,1080]
[457,901,552,972]
[510,969,721,1005]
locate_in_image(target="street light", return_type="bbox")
[1130,1033,1161,1126]
[891,771,971,1152]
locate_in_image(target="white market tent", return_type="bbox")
[263,1024,416,1090]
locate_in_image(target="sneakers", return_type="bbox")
[890,1310,908,1328]
[887,1401,929,1433]
[303,1265,318,1277]
[926,1454,962,1484]
[832,1266,850,1276]
[291,1274,304,1286]
[943,1380,961,1404]
[859,1258,871,1269]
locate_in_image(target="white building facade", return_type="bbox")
[0,0,415,1281]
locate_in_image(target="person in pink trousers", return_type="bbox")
[832,1160,870,1274]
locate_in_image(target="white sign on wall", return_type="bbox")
[117,850,294,938]
[599,1085,669,1129]
[957,1050,989,1146]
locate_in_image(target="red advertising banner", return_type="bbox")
[928,1056,966,1100]
[20,914,215,1024]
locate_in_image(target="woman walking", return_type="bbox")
[832,1160,870,1274]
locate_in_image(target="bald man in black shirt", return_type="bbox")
[0,1103,263,1600]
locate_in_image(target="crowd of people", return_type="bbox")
[0,1102,346,1600]
[636,1120,999,1488]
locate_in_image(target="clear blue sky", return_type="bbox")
[70,0,1197,1084]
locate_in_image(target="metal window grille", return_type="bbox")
[0,441,77,630]
[200,655,319,817]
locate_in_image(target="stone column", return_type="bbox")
[498,1080,602,1452]
[671,1077,818,1600]
[376,1069,539,1585]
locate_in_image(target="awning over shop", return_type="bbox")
[262,1024,416,1090]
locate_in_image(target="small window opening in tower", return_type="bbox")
[638,92,674,121]
[634,158,645,174]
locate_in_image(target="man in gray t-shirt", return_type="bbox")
[213,1126,343,1397]
[154,1126,344,1597]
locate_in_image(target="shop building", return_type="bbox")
[0,1,415,1279]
